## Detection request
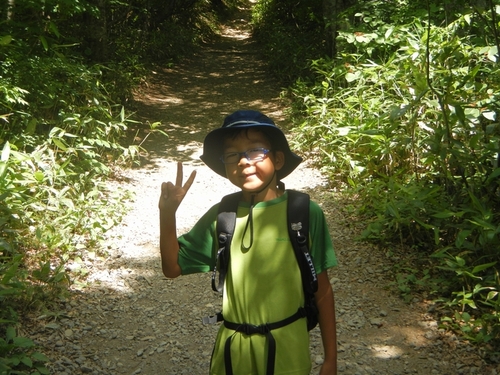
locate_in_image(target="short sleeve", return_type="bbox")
[177,204,218,275]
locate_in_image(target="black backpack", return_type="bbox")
[206,189,319,331]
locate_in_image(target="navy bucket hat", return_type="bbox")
[200,110,302,179]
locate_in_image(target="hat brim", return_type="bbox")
[200,123,302,179]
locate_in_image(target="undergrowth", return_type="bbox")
[268,0,500,358]
[0,0,223,371]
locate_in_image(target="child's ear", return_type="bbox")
[274,151,285,171]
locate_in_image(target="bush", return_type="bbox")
[288,10,500,350]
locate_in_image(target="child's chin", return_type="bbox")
[241,182,265,192]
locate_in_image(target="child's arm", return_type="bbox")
[158,162,196,278]
[315,271,337,375]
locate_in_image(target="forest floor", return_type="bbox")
[27,2,498,375]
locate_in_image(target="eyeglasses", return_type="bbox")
[220,148,270,164]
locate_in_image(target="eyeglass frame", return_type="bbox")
[220,147,271,164]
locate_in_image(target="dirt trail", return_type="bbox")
[34,3,496,375]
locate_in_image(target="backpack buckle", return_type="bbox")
[202,313,223,325]
[240,323,270,335]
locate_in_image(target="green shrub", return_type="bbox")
[288,9,500,349]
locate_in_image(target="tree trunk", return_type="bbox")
[88,0,108,62]
[3,0,14,20]
[323,0,357,58]
[323,0,342,58]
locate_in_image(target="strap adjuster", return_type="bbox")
[241,323,270,335]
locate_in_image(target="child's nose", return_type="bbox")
[237,153,251,165]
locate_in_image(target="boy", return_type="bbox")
[159,110,337,375]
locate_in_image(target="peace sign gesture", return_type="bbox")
[158,162,197,212]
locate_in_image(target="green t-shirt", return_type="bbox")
[177,192,337,375]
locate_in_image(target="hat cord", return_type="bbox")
[241,171,281,250]
[241,194,255,250]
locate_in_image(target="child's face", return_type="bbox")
[223,129,284,195]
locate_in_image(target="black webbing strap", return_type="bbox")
[287,190,319,331]
[222,308,307,375]
[212,192,242,293]
[286,190,318,296]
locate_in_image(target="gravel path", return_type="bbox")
[35,4,497,375]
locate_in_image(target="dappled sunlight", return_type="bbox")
[81,247,161,294]
[396,325,433,347]
[129,11,284,170]
[85,269,135,294]
[371,345,404,359]
[175,141,204,161]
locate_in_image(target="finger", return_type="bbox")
[175,162,183,187]
[182,170,197,193]
[161,182,169,198]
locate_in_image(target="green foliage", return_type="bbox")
[1,1,148,369]
[287,2,500,351]
[0,326,50,375]
[0,0,232,370]
[0,256,53,374]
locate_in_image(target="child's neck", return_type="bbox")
[241,185,283,204]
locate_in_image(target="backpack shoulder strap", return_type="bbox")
[212,192,242,293]
[286,190,318,295]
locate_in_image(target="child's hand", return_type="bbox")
[159,162,196,212]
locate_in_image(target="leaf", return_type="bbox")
[390,105,409,121]
[1,141,10,162]
[384,26,394,39]
[21,356,33,368]
[486,168,500,182]
[432,210,456,218]
[482,110,496,121]
[0,161,6,179]
[36,365,51,374]
[34,171,45,182]
[461,312,471,322]
[26,118,37,134]
[466,300,477,309]
[48,21,61,38]
[455,256,466,267]
[52,138,67,151]
[0,35,12,45]
[453,104,466,125]
[486,291,498,301]
[6,326,16,342]
[49,126,63,137]
[467,218,496,230]
[465,107,481,119]
[31,352,50,362]
[471,262,497,275]
[39,36,48,51]
[12,336,34,348]
[487,46,498,62]
[345,71,361,82]
[456,230,472,248]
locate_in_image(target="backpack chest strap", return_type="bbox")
[222,308,307,375]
